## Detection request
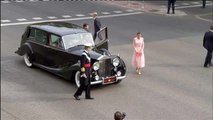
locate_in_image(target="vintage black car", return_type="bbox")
[15,22,126,87]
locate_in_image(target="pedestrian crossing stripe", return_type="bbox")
[1,20,11,23]
[16,18,27,21]
[47,16,57,19]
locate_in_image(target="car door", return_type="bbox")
[27,28,50,66]
[46,34,67,68]
[95,27,108,50]
[46,33,78,69]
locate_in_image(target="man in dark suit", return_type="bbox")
[203,25,213,68]
[92,12,101,41]
[74,43,94,100]
[167,0,176,14]
[202,0,206,8]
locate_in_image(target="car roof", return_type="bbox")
[30,22,87,36]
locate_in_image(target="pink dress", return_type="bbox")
[132,37,145,68]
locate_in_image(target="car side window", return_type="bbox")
[49,34,63,49]
[35,29,48,45]
[29,28,35,38]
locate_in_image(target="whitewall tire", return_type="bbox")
[75,71,80,88]
[23,53,33,67]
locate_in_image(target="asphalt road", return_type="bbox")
[1,1,213,120]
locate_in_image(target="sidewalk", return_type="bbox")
[106,1,187,16]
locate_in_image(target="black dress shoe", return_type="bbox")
[74,95,80,100]
[85,97,94,100]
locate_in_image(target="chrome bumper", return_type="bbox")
[116,75,126,80]
[91,75,126,85]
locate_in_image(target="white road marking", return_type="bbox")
[101,12,110,15]
[1,1,10,3]
[125,9,135,12]
[16,18,27,21]
[29,0,38,2]
[182,3,190,6]
[32,17,43,20]
[1,12,142,27]
[176,3,212,9]
[47,16,57,19]
[175,4,179,7]
[75,14,85,17]
[195,13,213,22]
[113,11,123,14]
[62,15,72,18]
[43,0,50,1]
[15,0,24,2]
[1,20,11,23]
[191,2,200,4]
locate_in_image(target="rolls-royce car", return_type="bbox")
[15,22,126,87]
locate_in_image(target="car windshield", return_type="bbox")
[62,33,94,49]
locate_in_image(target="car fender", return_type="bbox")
[68,62,81,80]
[70,61,81,70]
[15,43,33,56]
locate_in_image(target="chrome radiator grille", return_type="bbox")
[98,58,112,77]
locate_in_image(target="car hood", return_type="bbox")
[66,47,106,60]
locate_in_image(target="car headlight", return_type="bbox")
[95,75,99,81]
[112,57,120,67]
[93,62,100,71]
[117,71,122,76]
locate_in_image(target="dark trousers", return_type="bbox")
[204,50,212,66]
[202,0,206,8]
[167,1,175,14]
[74,84,91,98]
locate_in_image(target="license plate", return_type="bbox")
[103,76,116,84]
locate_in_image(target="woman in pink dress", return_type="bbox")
[132,32,145,74]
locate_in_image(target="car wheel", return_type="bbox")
[75,71,80,88]
[23,53,33,67]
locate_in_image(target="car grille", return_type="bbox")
[98,58,112,77]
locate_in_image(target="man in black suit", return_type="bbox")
[92,12,101,41]
[203,25,213,68]
[167,0,176,14]
[202,0,206,8]
[74,43,94,100]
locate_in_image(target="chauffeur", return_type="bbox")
[74,43,94,100]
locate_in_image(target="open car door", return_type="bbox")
[95,27,108,50]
